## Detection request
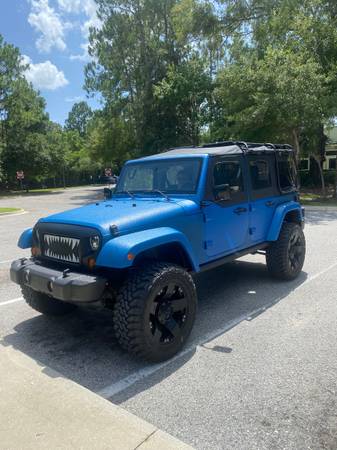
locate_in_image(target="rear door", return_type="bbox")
[247,154,279,243]
[203,156,250,258]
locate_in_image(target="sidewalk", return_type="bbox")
[0,346,193,450]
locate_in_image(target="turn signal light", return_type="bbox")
[31,246,40,257]
[87,257,96,269]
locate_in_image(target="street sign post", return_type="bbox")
[16,171,24,190]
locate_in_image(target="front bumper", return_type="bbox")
[10,258,107,303]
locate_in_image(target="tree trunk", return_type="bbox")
[334,155,337,199]
[312,154,326,198]
[292,128,300,163]
[62,166,66,188]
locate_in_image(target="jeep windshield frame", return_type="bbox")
[115,157,203,196]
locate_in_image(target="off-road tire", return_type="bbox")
[22,285,77,316]
[113,262,197,362]
[266,222,305,281]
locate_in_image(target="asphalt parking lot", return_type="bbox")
[1,186,337,450]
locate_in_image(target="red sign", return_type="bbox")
[105,168,112,177]
[16,170,24,180]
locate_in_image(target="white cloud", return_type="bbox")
[57,0,81,13]
[70,42,91,62]
[68,0,101,62]
[65,95,84,102]
[81,0,101,38]
[28,0,66,53]
[23,55,69,90]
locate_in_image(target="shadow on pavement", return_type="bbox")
[1,258,307,400]
[111,260,307,404]
[69,188,104,204]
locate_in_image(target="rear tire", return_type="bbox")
[266,222,305,280]
[113,262,197,362]
[22,285,77,316]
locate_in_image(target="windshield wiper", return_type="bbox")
[135,189,170,200]
[114,190,135,199]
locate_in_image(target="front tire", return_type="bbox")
[266,222,306,280]
[22,285,77,316]
[113,262,197,362]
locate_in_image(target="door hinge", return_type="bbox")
[249,227,256,235]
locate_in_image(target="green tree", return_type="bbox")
[201,0,337,194]
[0,35,27,182]
[65,101,93,137]
[2,78,50,185]
[214,46,328,158]
[86,111,134,170]
[85,0,191,155]
[154,58,211,146]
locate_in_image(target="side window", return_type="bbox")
[213,161,244,192]
[211,159,246,204]
[249,160,272,190]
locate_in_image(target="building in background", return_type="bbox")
[299,126,337,172]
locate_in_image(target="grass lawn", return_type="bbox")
[0,187,64,197]
[0,207,22,214]
[301,199,337,207]
[0,185,99,198]
[300,193,337,207]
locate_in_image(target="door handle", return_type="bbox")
[234,207,247,214]
[265,201,275,207]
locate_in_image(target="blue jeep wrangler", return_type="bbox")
[11,142,305,361]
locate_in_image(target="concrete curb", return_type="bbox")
[0,346,193,450]
[0,208,26,217]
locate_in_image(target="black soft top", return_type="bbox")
[147,141,294,158]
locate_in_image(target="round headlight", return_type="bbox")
[90,235,100,251]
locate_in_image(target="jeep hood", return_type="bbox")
[39,198,197,236]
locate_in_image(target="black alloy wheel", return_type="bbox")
[148,282,189,345]
[288,229,305,273]
[113,263,197,362]
[266,222,306,280]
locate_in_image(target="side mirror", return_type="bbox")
[214,184,231,201]
[103,187,113,199]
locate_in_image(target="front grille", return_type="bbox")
[43,234,80,263]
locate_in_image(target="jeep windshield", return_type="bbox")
[115,158,202,195]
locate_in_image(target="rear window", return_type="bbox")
[277,153,297,192]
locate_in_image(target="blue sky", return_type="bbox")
[0,0,101,124]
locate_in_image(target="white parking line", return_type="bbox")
[0,297,24,307]
[0,260,12,265]
[98,260,337,399]
[98,313,248,399]
[1,260,337,395]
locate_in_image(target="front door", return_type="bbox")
[203,156,250,258]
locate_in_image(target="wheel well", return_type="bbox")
[133,243,194,271]
[284,209,301,225]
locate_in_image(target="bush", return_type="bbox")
[323,170,336,186]
[299,170,315,188]
[299,169,336,188]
